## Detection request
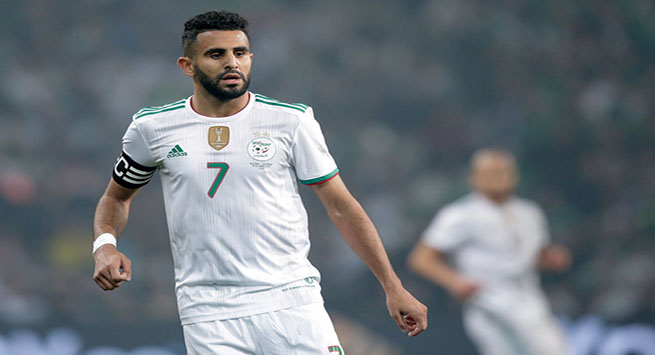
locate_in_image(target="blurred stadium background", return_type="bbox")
[0,0,653,354]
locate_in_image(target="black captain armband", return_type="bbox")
[112,151,157,188]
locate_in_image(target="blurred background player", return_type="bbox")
[408,148,571,355]
[91,10,427,354]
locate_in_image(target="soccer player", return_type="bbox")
[408,148,570,355]
[92,10,427,354]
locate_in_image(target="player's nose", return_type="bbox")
[224,53,238,70]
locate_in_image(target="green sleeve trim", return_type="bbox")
[136,99,186,114]
[254,94,308,113]
[134,104,185,119]
[255,97,307,113]
[300,168,339,185]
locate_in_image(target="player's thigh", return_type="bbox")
[517,315,569,355]
[257,303,344,355]
[463,308,524,355]
[183,317,258,355]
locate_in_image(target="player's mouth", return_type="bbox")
[220,73,242,85]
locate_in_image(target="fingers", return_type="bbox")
[407,310,428,337]
[403,315,417,328]
[403,315,418,334]
[398,301,428,337]
[120,255,132,281]
[391,311,409,332]
[94,259,130,291]
[102,269,123,288]
[408,327,423,337]
[387,288,429,337]
[394,311,428,337]
[109,263,128,284]
[93,249,132,291]
[94,277,110,291]
[94,271,119,291]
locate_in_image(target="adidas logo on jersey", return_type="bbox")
[167,144,188,158]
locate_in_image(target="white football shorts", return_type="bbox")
[183,302,344,355]
[463,304,569,355]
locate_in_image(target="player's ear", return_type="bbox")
[177,56,195,78]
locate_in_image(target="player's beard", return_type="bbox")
[194,65,251,102]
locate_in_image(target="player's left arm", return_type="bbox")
[534,205,572,272]
[312,175,428,337]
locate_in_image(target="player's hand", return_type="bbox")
[447,277,480,302]
[385,286,428,337]
[93,244,132,291]
[539,245,572,272]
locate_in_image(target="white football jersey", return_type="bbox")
[421,193,551,310]
[112,92,339,325]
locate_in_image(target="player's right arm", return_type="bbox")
[408,207,479,301]
[92,180,140,291]
[93,119,157,291]
[407,243,479,301]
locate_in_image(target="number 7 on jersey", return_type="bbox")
[207,162,229,198]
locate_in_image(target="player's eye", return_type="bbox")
[210,53,223,59]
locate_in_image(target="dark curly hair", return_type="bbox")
[182,11,250,57]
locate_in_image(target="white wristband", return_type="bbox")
[93,233,117,254]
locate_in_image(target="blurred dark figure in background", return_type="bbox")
[408,148,572,355]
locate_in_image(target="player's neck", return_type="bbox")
[477,191,511,205]
[190,91,250,118]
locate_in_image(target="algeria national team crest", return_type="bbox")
[247,137,276,161]
[208,126,230,151]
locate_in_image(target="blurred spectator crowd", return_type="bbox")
[0,0,653,353]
